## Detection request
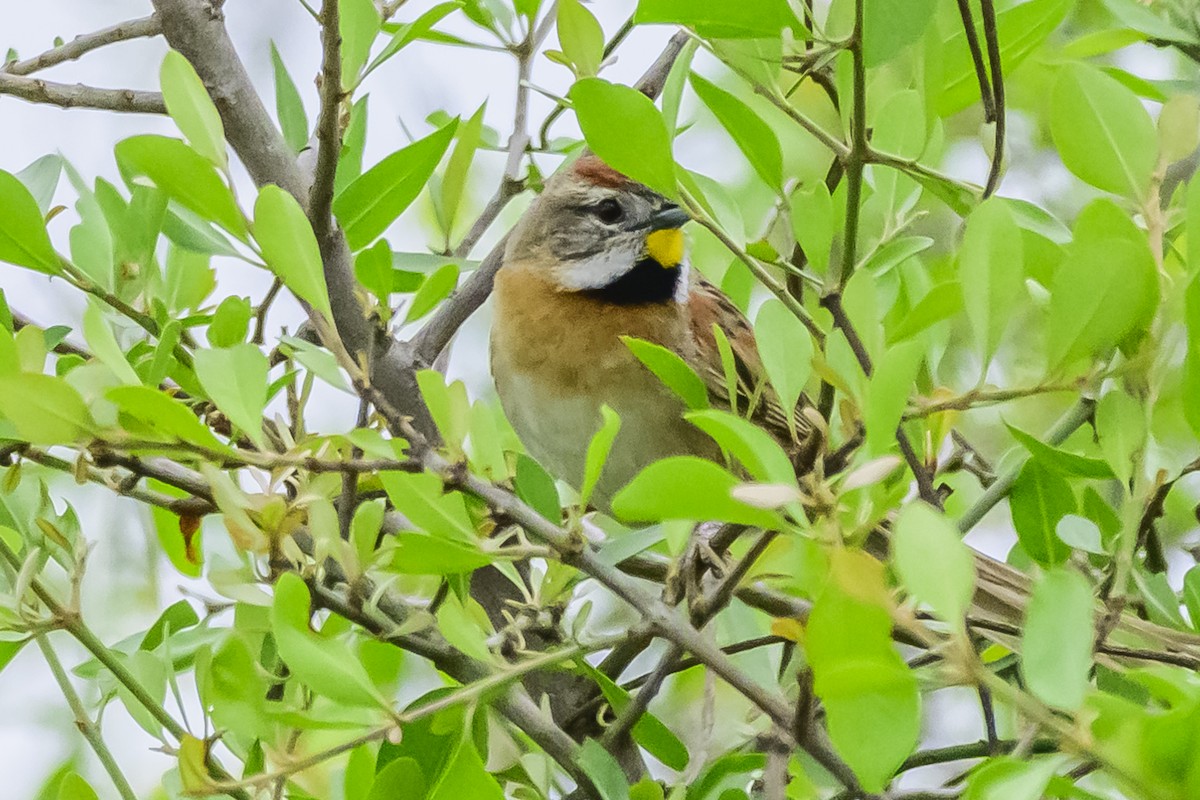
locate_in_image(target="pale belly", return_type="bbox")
[493,358,717,509]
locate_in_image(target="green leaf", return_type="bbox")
[271,572,386,708]
[340,0,382,87]
[405,262,459,322]
[440,103,485,240]
[580,663,689,771]
[1006,423,1115,480]
[685,409,794,484]
[1095,389,1146,484]
[622,336,708,410]
[570,78,676,198]
[1023,568,1094,710]
[1158,94,1200,164]
[1009,460,1074,566]
[108,386,226,451]
[611,456,784,527]
[81,302,140,385]
[864,0,936,67]
[1050,63,1157,199]
[56,773,99,800]
[753,299,812,437]
[366,3,461,77]
[581,405,621,509]
[253,184,334,321]
[0,169,61,274]
[334,120,459,250]
[791,181,834,274]
[387,532,493,575]
[807,551,919,792]
[892,502,975,626]
[690,73,782,191]
[558,0,604,77]
[379,471,475,541]
[963,756,1063,800]
[16,153,63,214]
[354,238,395,306]
[864,339,923,455]
[115,135,247,240]
[367,758,426,800]
[633,0,801,39]
[160,49,227,168]
[515,453,561,522]
[193,344,268,449]
[0,373,95,443]
[270,42,310,153]
[578,739,630,800]
[1047,239,1156,371]
[428,735,504,800]
[1184,566,1200,633]
[958,199,1024,364]
[207,295,252,348]
[888,281,962,344]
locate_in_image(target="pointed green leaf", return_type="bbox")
[160,49,227,168]
[193,344,268,449]
[270,42,310,153]
[611,456,784,527]
[253,184,333,321]
[690,73,782,191]
[0,169,61,274]
[1050,63,1157,198]
[570,78,676,198]
[334,120,459,249]
[958,199,1024,363]
[1022,568,1094,710]
[115,135,247,239]
[893,502,975,626]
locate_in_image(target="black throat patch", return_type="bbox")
[582,257,681,305]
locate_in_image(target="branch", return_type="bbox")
[3,15,162,76]
[309,0,343,244]
[0,73,166,113]
[36,635,138,800]
[151,0,439,436]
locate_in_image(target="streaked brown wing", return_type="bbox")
[687,278,818,463]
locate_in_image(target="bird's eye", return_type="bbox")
[594,198,624,224]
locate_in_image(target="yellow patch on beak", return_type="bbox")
[645,228,684,268]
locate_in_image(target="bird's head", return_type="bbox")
[504,155,691,303]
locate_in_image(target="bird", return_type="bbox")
[490,155,819,508]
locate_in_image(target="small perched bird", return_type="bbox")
[491,156,816,507]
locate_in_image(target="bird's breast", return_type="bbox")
[490,266,717,505]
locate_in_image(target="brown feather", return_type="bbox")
[688,278,817,462]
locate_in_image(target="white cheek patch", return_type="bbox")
[555,243,642,291]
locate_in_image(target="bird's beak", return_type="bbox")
[644,204,689,268]
[647,204,690,232]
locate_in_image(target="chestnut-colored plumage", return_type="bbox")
[491,156,815,506]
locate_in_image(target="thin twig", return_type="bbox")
[3,15,162,76]
[36,635,139,800]
[905,382,1082,419]
[979,0,1006,197]
[952,0,995,122]
[0,73,165,113]
[836,0,868,288]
